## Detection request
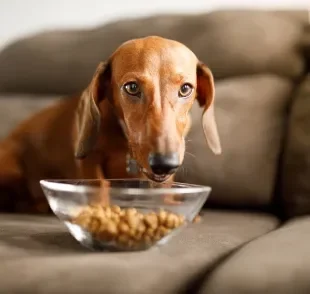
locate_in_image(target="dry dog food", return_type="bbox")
[71,204,186,249]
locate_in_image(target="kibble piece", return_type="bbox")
[92,209,105,219]
[88,218,101,233]
[104,207,112,218]
[97,217,108,228]
[193,215,201,223]
[145,227,155,237]
[157,225,170,237]
[128,228,136,238]
[118,234,130,245]
[111,205,121,214]
[172,215,180,228]
[136,212,144,220]
[89,204,103,216]
[133,232,143,241]
[144,213,158,229]
[137,223,146,234]
[165,213,176,229]
[106,221,118,236]
[158,209,168,225]
[127,214,140,230]
[111,213,120,224]
[118,221,130,234]
[152,231,162,241]
[143,235,152,245]
[72,212,90,228]
[126,208,137,218]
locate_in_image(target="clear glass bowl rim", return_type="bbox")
[40,179,211,196]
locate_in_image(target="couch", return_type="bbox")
[0,10,310,294]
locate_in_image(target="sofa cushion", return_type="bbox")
[281,75,310,218]
[0,10,308,95]
[0,94,61,139]
[176,75,293,209]
[0,211,278,294]
[199,216,310,294]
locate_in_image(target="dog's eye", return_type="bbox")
[124,82,141,96]
[179,83,193,98]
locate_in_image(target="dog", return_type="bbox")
[0,36,221,213]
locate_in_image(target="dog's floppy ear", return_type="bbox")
[196,61,221,155]
[75,61,111,159]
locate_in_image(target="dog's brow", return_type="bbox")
[119,72,153,85]
[169,73,193,84]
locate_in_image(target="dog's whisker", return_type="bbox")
[185,151,196,158]
[179,166,190,178]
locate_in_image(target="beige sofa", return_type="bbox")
[0,10,310,294]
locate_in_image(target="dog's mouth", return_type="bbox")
[142,168,171,183]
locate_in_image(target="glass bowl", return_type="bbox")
[40,179,211,252]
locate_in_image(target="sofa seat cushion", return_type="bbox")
[0,210,278,294]
[200,216,310,294]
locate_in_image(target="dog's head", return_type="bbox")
[75,36,221,182]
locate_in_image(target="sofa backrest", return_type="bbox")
[0,10,309,215]
[280,74,310,218]
[0,11,308,95]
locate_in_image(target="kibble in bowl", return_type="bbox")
[40,179,211,251]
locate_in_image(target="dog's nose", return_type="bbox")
[148,152,180,175]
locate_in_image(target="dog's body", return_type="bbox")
[0,96,134,212]
[0,36,221,213]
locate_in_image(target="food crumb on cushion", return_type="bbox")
[193,215,201,223]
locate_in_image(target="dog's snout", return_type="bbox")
[148,152,180,175]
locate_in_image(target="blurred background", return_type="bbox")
[0,0,309,49]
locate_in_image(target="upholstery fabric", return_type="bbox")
[176,75,293,208]
[0,211,278,294]
[280,75,310,218]
[0,94,61,139]
[200,216,310,294]
[0,10,308,95]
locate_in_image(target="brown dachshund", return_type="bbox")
[0,36,221,213]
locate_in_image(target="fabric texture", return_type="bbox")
[200,216,310,294]
[0,10,308,95]
[280,75,310,218]
[0,211,279,294]
[0,94,61,139]
[176,75,293,208]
